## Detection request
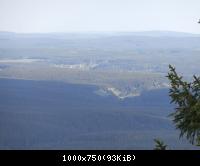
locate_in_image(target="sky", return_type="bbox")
[0,0,200,33]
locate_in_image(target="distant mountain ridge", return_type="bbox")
[0,30,200,38]
[114,31,200,37]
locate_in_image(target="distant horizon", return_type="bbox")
[1,30,200,35]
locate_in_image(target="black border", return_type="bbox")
[0,150,199,165]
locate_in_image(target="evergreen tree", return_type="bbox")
[167,65,200,145]
[154,139,168,150]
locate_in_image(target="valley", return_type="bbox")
[0,31,199,149]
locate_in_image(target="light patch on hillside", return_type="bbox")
[0,59,42,64]
[105,87,140,100]
[53,63,98,70]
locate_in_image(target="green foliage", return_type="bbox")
[154,139,167,150]
[167,65,200,145]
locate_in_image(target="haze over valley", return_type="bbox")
[0,31,200,99]
[0,31,200,149]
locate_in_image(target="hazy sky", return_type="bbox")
[0,0,200,33]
